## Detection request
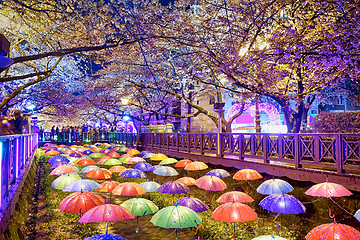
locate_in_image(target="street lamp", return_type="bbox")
[123,116,130,133]
[214,102,225,157]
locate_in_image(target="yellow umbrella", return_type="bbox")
[150,153,167,161]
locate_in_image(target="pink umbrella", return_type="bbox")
[195,175,227,202]
[305,182,352,198]
[127,157,146,164]
[216,191,254,203]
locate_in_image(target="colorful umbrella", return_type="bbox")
[107,151,121,158]
[83,234,126,240]
[143,153,155,159]
[174,159,192,168]
[120,169,147,179]
[44,150,61,156]
[89,152,106,160]
[153,166,178,176]
[195,175,227,191]
[120,156,133,164]
[109,166,127,174]
[305,222,360,240]
[69,152,82,158]
[97,156,111,164]
[140,181,161,192]
[355,209,360,222]
[121,197,158,232]
[139,151,150,156]
[233,169,262,181]
[49,165,79,176]
[157,180,189,195]
[216,191,254,203]
[173,194,209,213]
[103,158,123,166]
[96,181,121,193]
[59,191,104,214]
[257,179,294,195]
[252,233,288,240]
[305,182,352,198]
[52,174,82,190]
[112,182,147,197]
[206,169,231,178]
[126,157,146,164]
[76,158,97,166]
[150,153,167,161]
[80,165,99,174]
[133,162,153,172]
[211,202,258,240]
[86,168,112,180]
[63,179,101,192]
[99,149,111,154]
[64,149,76,155]
[127,149,140,155]
[259,193,306,215]
[184,161,208,171]
[159,158,178,165]
[50,162,68,169]
[82,150,93,155]
[48,155,70,165]
[176,177,196,186]
[118,147,128,153]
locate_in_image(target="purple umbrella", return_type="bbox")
[121,169,147,179]
[133,162,153,172]
[70,152,82,158]
[206,169,231,178]
[173,194,209,213]
[48,155,70,165]
[157,180,189,196]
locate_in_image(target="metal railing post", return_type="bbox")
[335,134,345,174]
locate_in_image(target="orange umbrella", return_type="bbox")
[109,166,127,174]
[107,151,121,158]
[216,191,254,203]
[76,158,96,166]
[305,182,352,198]
[44,150,61,156]
[211,202,258,240]
[86,168,112,179]
[64,149,76,155]
[233,169,262,181]
[306,222,360,240]
[90,147,100,152]
[176,177,196,186]
[150,153,167,161]
[174,159,193,168]
[97,156,111,165]
[95,181,121,192]
[49,165,78,176]
[184,161,208,171]
[112,182,146,196]
[59,191,105,214]
[127,149,140,155]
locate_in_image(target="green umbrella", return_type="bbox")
[89,152,106,160]
[118,147,128,153]
[159,158,178,166]
[59,148,69,152]
[252,232,288,240]
[150,204,202,240]
[120,156,132,164]
[103,158,122,166]
[51,174,81,190]
[121,197,158,233]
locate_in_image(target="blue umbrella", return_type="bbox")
[83,150,93,155]
[133,162,153,172]
[63,179,102,192]
[121,169,147,179]
[153,166,178,177]
[143,153,155,159]
[80,165,99,174]
[83,234,127,240]
[173,194,209,213]
[140,181,161,192]
[257,179,294,195]
[206,169,230,178]
[355,209,360,222]
[139,151,151,156]
[48,155,70,165]
[259,193,306,215]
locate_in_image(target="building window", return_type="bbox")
[209,96,215,105]
[310,109,317,114]
[337,96,343,105]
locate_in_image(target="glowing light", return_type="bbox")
[123,116,130,122]
[0,141,2,207]
[121,98,130,105]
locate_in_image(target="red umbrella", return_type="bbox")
[59,191,105,214]
[97,156,111,165]
[112,182,146,196]
[212,202,258,240]
[216,191,254,203]
[76,158,96,166]
[305,182,352,198]
[109,166,127,174]
[64,149,76,155]
[306,222,360,240]
[107,151,121,158]
[184,161,208,171]
[96,181,121,192]
[233,169,262,181]
[195,175,227,191]
[174,159,193,168]
[176,177,196,186]
[86,168,112,180]
[49,165,78,176]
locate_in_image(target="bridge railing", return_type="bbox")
[0,134,38,209]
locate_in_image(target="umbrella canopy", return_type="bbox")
[118,146,128,153]
[112,182,147,196]
[305,222,360,240]
[184,161,208,171]
[259,193,306,215]
[206,169,231,178]
[70,152,82,158]
[195,175,227,191]
[355,209,360,222]
[83,150,93,155]
[216,191,254,203]
[97,156,111,165]
[80,165,99,174]
[59,191,104,214]
[140,181,161,192]
[48,155,70,165]
[150,153,167,161]
[159,158,178,165]
[233,169,263,181]
[86,168,112,180]
[150,205,202,229]
[305,182,352,198]
[257,179,294,195]
[120,156,133,164]
[79,204,135,223]
[127,149,140,155]
[83,234,127,240]
[174,159,193,168]
[90,147,101,152]
[107,152,121,158]
[173,195,209,213]
[133,162,153,172]
[63,179,101,192]
[176,177,196,186]
[109,166,127,174]
[127,157,146,164]
[76,158,97,166]
[96,181,121,192]
[99,149,110,154]
[44,150,61,156]
[157,180,189,195]
[121,197,158,217]
[49,165,79,176]
[252,233,288,240]
[89,152,106,160]
[103,158,123,166]
[120,169,147,179]
[52,174,82,190]
[139,151,150,156]
[50,162,68,169]
[64,149,76,155]
[153,166,178,176]
[143,153,155,159]
[211,202,258,222]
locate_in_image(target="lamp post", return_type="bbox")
[214,102,225,157]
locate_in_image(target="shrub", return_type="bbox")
[311,111,360,133]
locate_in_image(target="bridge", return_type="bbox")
[1,131,360,236]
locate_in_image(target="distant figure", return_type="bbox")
[51,126,55,140]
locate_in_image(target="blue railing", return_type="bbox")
[0,134,38,209]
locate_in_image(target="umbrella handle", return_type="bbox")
[234,222,236,240]
[278,220,282,230]
[136,217,139,233]
[329,207,335,219]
